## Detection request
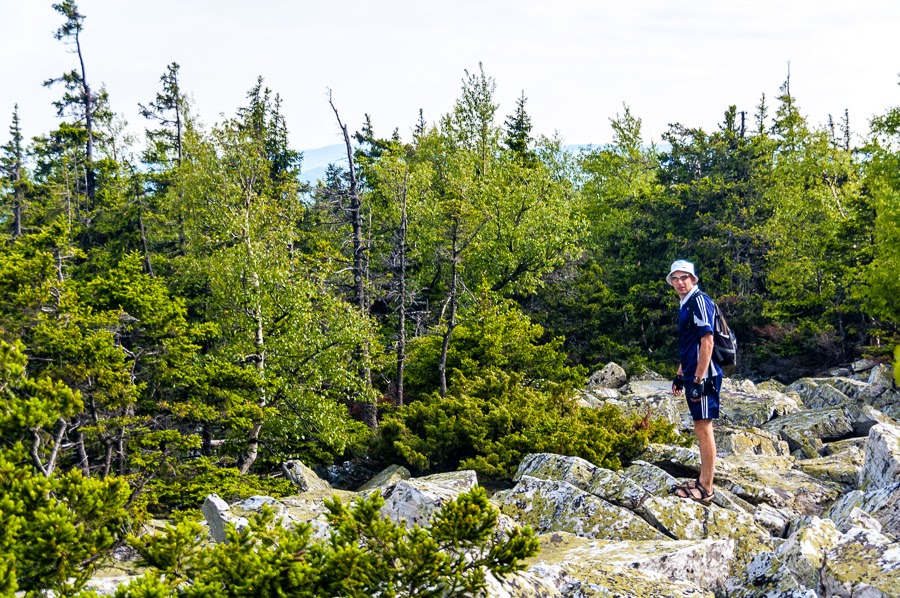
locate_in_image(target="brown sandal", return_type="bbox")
[671,479,700,492]
[674,482,715,506]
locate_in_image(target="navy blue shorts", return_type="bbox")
[684,374,722,421]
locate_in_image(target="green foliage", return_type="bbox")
[376,369,685,478]
[0,339,131,596]
[118,487,538,598]
[403,290,585,400]
[138,458,295,516]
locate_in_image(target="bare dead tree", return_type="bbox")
[329,91,376,429]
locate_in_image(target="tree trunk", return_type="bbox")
[139,208,154,277]
[75,429,90,476]
[439,219,460,398]
[238,196,266,474]
[330,94,376,429]
[75,31,95,203]
[394,176,408,406]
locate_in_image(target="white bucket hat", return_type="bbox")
[666,259,697,286]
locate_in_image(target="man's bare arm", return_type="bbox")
[696,333,714,381]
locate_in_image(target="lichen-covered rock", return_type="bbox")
[515,453,598,488]
[356,463,411,491]
[833,506,884,534]
[528,532,733,597]
[578,387,621,408]
[715,426,790,456]
[821,526,900,597]
[757,379,787,393]
[853,359,881,373]
[761,407,855,452]
[795,446,865,489]
[379,476,470,528]
[806,382,852,409]
[718,388,803,429]
[232,495,287,519]
[620,460,680,497]
[825,481,900,538]
[728,516,841,598]
[483,568,562,597]
[882,394,900,421]
[715,454,843,516]
[282,459,332,493]
[628,365,667,382]
[849,404,896,437]
[278,486,360,540]
[417,469,479,492]
[785,378,820,404]
[514,453,651,511]
[753,503,793,537]
[638,443,711,475]
[619,379,672,398]
[589,362,627,389]
[859,423,900,491]
[639,495,772,572]
[825,436,868,455]
[202,493,248,543]
[491,476,665,541]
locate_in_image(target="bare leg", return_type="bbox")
[693,418,716,494]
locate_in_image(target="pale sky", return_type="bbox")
[3,0,900,157]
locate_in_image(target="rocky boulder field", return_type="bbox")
[90,361,900,597]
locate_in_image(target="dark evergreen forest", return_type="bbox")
[2,2,899,594]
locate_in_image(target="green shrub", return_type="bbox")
[139,457,296,516]
[374,369,687,478]
[402,292,587,401]
[117,486,539,598]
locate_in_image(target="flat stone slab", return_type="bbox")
[491,475,666,541]
[528,532,732,597]
[795,447,865,489]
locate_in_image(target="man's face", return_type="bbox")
[670,270,695,299]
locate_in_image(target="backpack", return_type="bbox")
[711,302,738,366]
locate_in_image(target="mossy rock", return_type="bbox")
[822,527,900,596]
[796,447,864,489]
[492,475,666,541]
[528,532,732,597]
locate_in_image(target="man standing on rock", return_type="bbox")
[668,259,721,506]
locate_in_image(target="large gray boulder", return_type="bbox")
[795,446,865,489]
[821,526,900,596]
[356,463,411,492]
[859,422,900,491]
[715,426,790,457]
[379,471,478,528]
[588,362,627,389]
[202,493,249,543]
[491,475,666,541]
[716,454,843,516]
[761,407,855,457]
[282,459,333,493]
[515,452,651,511]
[727,516,841,598]
[527,532,733,597]
[638,494,773,572]
[635,448,840,517]
[824,481,900,538]
[718,388,803,429]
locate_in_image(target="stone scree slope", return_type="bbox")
[87,362,900,597]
